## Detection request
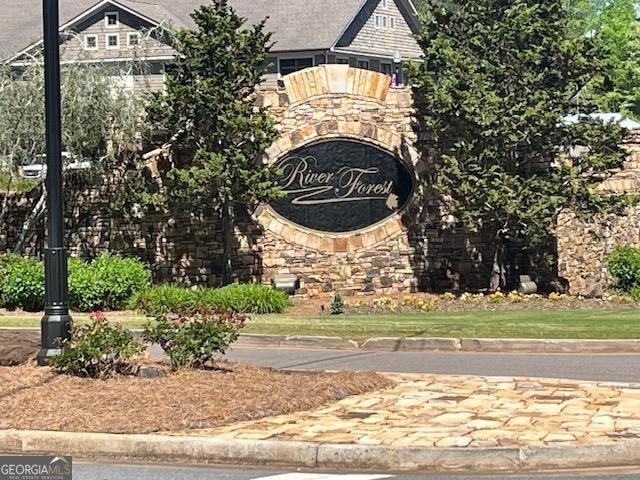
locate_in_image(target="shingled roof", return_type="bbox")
[0,0,381,61]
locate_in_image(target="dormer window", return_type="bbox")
[105,12,119,28]
[84,34,98,50]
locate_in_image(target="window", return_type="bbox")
[127,32,140,47]
[106,34,119,49]
[336,57,349,65]
[105,12,119,28]
[374,13,396,29]
[84,34,98,50]
[381,0,389,8]
[380,62,392,74]
[358,60,370,70]
[279,58,313,76]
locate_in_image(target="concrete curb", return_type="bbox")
[238,334,640,353]
[1,430,640,473]
[3,328,640,353]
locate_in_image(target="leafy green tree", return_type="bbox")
[566,0,640,117]
[0,60,144,252]
[146,0,280,285]
[411,0,630,290]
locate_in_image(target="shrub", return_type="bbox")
[50,312,144,378]
[214,283,289,314]
[1,257,45,311]
[142,309,246,370]
[0,253,25,296]
[68,254,151,311]
[132,283,289,315]
[330,293,345,315]
[128,284,198,315]
[90,254,151,309]
[68,257,104,312]
[607,246,640,292]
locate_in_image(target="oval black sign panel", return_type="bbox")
[270,139,414,233]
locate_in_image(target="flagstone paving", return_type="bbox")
[167,373,640,448]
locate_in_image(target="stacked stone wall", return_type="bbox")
[557,132,640,294]
[0,66,514,293]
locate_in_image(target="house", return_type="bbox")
[0,0,422,91]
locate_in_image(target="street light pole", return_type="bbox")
[37,0,72,365]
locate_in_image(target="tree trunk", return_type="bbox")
[13,186,47,254]
[489,240,506,292]
[221,199,234,286]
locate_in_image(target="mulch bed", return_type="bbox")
[0,329,393,434]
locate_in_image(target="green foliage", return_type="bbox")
[567,0,640,117]
[146,0,282,284]
[130,283,289,315]
[68,254,151,312]
[0,257,44,311]
[0,173,38,193]
[607,245,640,291]
[330,293,345,315]
[410,0,630,288]
[213,283,290,314]
[142,309,246,370]
[51,312,144,379]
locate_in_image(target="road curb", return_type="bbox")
[1,430,640,472]
[3,328,640,353]
[239,335,640,353]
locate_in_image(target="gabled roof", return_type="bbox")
[0,0,418,61]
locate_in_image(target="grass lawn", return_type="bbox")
[1,309,639,341]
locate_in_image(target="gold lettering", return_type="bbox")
[277,155,398,206]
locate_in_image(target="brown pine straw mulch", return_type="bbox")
[0,362,394,434]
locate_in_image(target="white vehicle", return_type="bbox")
[18,152,90,179]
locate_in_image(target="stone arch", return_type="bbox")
[280,65,392,105]
[256,123,421,255]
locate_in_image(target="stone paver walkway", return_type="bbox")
[169,373,640,448]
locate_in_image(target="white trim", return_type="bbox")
[104,11,119,28]
[127,32,140,48]
[105,33,120,49]
[331,47,421,61]
[374,13,397,30]
[330,0,369,49]
[11,55,175,67]
[84,34,98,50]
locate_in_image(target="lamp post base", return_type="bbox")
[37,313,72,365]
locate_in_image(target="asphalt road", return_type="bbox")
[73,463,640,480]
[219,346,640,382]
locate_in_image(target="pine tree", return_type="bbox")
[147,0,281,285]
[411,0,630,289]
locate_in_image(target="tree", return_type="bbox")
[0,59,143,253]
[146,0,281,285]
[410,0,629,290]
[566,0,640,117]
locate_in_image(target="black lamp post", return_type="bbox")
[393,50,403,87]
[37,0,72,365]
